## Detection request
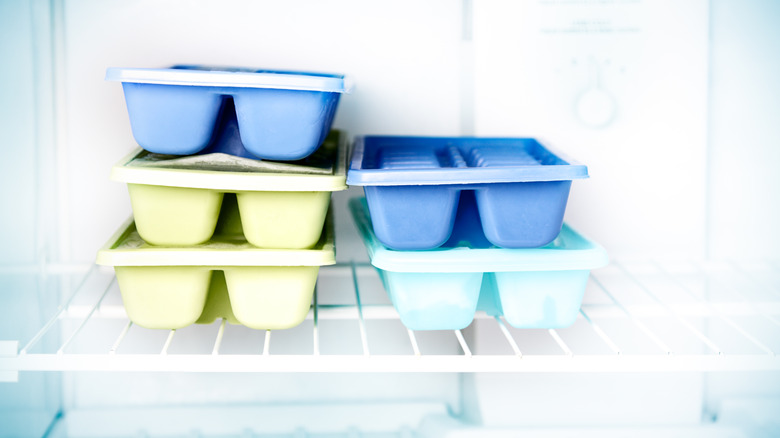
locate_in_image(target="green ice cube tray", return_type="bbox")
[111,130,347,248]
[95,214,335,330]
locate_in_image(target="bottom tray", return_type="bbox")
[113,266,319,330]
[95,216,335,330]
[350,198,608,330]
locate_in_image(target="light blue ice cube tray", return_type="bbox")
[350,198,608,331]
[106,66,351,161]
[347,136,589,250]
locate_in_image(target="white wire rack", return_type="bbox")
[1,260,779,378]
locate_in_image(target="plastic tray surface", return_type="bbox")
[350,198,608,331]
[106,66,351,160]
[347,136,589,250]
[111,131,347,248]
[96,217,335,330]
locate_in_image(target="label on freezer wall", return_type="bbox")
[472,0,708,258]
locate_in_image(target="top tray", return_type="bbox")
[346,136,589,250]
[105,65,351,92]
[346,136,588,186]
[106,66,351,161]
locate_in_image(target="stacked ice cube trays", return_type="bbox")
[347,136,608,330]
[96,66,350,330]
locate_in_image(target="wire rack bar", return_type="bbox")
[19,264,97,354]
[56,301,780,321]
[407,330,421,357]
[548,329,573,357]
[57,276,115,354]
[263,331,271,356]
[109,321,132,355]
[579,309,622,355]
[5,354,778,373]
[689,260,780,328]
[212,319,227,355]
[455,330,472,357]
[351,262,370,356]
[494,316,522,357]
[654,262,775,356]
[161,330,175,355]
[589,273,674,354]
[312,284,320,356]
[613,262,723,355]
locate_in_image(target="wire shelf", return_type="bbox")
[1,260,779,377]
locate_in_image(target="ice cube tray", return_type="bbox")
[347,136,589,250]
[105,65,351,160]
[96,215,335,330]
[111,130,347,248]
[350,198,608,330]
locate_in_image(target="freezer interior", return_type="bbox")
[1,0,779,436]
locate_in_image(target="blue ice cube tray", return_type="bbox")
[350,198,608,331]
[346,136,589,250]
[106,66,351,161]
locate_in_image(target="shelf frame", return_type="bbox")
[1,260,779,379]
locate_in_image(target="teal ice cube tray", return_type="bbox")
[350,198,608,330]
